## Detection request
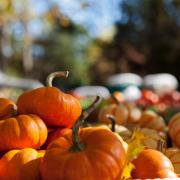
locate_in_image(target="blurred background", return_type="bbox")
[0,0,180,90]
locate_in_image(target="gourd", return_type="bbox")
[17,71,82,127]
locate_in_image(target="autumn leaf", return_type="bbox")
[121,129,146,179]
[120,162,135,180]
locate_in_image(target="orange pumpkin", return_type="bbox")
[0,98,16,120]
[0,148,45,180]
[40,96,126,180]
[41,127,126,180]
[168,112,180,148]
[165,148,180,174]
[0,114,47,151]
[44,127,72,147]
[17,71,82,127]
[139,110,167,131]
[132,149,177,179]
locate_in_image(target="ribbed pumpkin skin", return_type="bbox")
[98,104,128,125]
[45,128,72,147]
[0,148,45,180]
[139,110,166,131]
[0,114,47,151]
[165,148,180,174]
[40,127,126,180]
[0,98,16,120]
[168,113,180,148]
[17,87,82,127]
[132,149,177,179]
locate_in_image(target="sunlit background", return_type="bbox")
[0,0,180,90]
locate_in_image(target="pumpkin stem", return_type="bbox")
[157,139,165,153]
[46,71,69,87]
[106,114,116,132]
[70,96,101,152]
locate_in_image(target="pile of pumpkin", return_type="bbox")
[96,91,180,178]
[0,71,179,180]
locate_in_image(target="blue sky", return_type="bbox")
[57,0,122,36]
[29,0,122,37]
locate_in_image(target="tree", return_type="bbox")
[92,0,180,84]
[33,6,91,87]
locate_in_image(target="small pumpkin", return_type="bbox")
[132,149,177,179]
[168,112,180,148]
[0,114,47,151]
[0,148,45,180]
[139,110,167,131]
[139,128,166,150]
[0,98,16,120]
[165,148,180,174]
[99,94,142,126]
[98,103,129,125]
[40,96,126,180]
[17,71,82,127]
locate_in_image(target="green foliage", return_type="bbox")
[40,21,91,87]
[115,0,180,75]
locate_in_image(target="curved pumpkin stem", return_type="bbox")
[106,114,116,132]
[46,71,69,87]
[70,96,101,152]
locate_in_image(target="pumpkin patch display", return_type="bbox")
[0,70,179,179]
[0,114,47,151]
[132,149,177,179]
[0,98,16,120]
[0,148,45,180]
[17,71,82,127]
[168,112,180,148]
